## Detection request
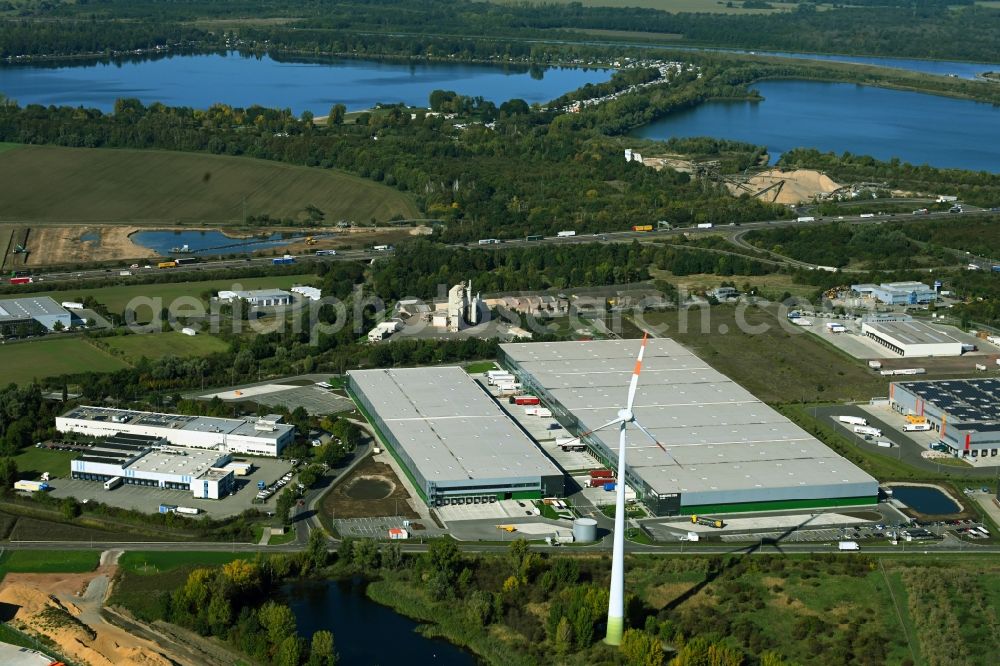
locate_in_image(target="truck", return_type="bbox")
[157,261,176,269]
[696,223,713,229]
[838,540,860,551]
[315,249,337,256]
[877,440,894,448]
[976,363,988,371]
[373,245,393,251]
[557,230,576,237]
[557,437,584,452]
[838,415,868,426]
[14,480,48,492]
[176,506,201,515]
[903,423,932,432]
[936,195,958,203]
[158,504,178,514]
[534,408,553,418]
[174,257,197,265]
[868,360,883,370]
[119,270,132,276]
[525,235,544,242]
[272,255,295,265]
[513,395,540,406]
[691,515,725,529]
[495,381,521,393]
[632,224,653,232]
[854,425,882,437]
[9,276,32,284]
[684,531,700,542]
[478,238,501,245]
[796,216,816,223]
[488,373,515,385]
[912,208,929,215]
[61,302,85,310]
[103,476,123,490]
[603,482,616,491]
[590,470,613,479]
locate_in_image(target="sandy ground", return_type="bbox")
[728,168,841,204]
[0,550,178,666]
[20,225,153,266]
[321,457,420,520]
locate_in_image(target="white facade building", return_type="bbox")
[291,285,322,301]
[57,406,294,457]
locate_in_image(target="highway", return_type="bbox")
[6,207,995,288]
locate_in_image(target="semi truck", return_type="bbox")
[488,373,515,386]
[838,540,860,551]
[797,216,816,223]
[103,476,123,490]
[174,257,197,265]
[9,276,32,284]
[838,415,867,426]
[513,396,540,406]
[14,480,48,492]
[557,230,576,237]
[159,504,178,514]
[557,437,585,452]
[691,515,725,528]
[696,223,713,229]
[157,261,176,269]
[272,255,296,265]
[176,506,201,515]
[478,238,501,244]
[315,249,337,256]
[903,423,932,432]
[854,425,882,437]
[632,225,653,232]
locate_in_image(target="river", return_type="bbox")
[281,578,478,665]
[631,80,1000,172]
[0,52,610,114]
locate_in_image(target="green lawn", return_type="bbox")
[13,447,77,479]
[101,331,230,361]
[0,549,100,574]
[463,360,498,374]
[117,551,261,573]
[0,144,420,224]
[0,337,128,385]
[0,142,21,154]
[27,272,316,313]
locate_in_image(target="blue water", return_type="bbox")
[0,52,610,113]
[131,229,298,256]
[891,485,961,515]
[282,578,478,665]
[632,80,1000,172]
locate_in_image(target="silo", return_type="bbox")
[573,517,598,543]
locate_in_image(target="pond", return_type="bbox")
[130,229,301,256]
[631,79,1000,172]
[281,578,478,665]
[891,485,961,515]
[0,52,611,114]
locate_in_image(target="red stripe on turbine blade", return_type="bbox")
[633,360,642,376]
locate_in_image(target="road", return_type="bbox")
[8,207,996,288]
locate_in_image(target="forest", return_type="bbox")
[7,0,1000,62]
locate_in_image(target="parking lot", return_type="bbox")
[191,374,356,416]
[435,499,538,523]
[334,515,445,539]
[46,455,293,518]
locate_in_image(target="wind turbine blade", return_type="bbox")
[633,419,683,468]
[574,417,624,442]
[625,333,648,412]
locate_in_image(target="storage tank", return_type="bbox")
[573,517,598,543]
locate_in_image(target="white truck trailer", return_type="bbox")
[838,415,867,426]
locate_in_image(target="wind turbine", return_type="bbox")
[573,333,670,645]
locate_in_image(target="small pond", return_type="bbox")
[891,485,961,515]
[344,477,394,501]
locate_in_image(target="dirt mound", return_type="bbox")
[730,168,841,204]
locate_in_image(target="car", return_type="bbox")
[981,487,990,493]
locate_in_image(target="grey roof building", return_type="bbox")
[890,378,1000,459]
[0,296,72,336]
[499,339,878,516]
[347,366,564,504]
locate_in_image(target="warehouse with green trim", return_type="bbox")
[348,367,564,506]
[499,339,878,516]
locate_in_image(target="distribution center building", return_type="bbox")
[0,296,72,337]
[860,318,965,357]
[890,378,1000,459]
[499,339,878,516]
[348,367,565,505]
[69,433,236,499]
[56,406,295,457]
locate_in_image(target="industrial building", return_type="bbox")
[851,281,937,305]
[69,433,236,499]
[348,367,564,505]
[860,318,965,357]
[217,289,293,307]
[890,378,1000,459]
[498,339,878,516]
[0,296,72,337]
[56,406,294,457]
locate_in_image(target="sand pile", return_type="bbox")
[730,168,841,204]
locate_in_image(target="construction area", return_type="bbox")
[498,339,879,516]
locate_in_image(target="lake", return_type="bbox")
[631,80,1000,172]
[281,578,478,665]
[0,52,610,114]
[131,229,301,256]
[891,485,961,515]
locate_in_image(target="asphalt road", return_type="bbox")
[9,207,996,288]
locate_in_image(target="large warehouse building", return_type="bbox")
[0,296,72,337]
[852,281,937,305]
[890,378,1000,460]
[348,367,565,505]
[70,433,236,499]
[56,406,294,457]
[499,339,878,516]
[860,318,965,357]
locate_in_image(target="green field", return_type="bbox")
[518,0,794,14]
[0,144,420,224]
[13,447,77,479]
[118,551,260,573]
[0,549,100,575]
[101,331,230,361]
[0,142,20,154]
[27,272,317,313]
[0,337,128,385]
[630,306,888,403]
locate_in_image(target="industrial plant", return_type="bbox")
[0,296,73,337]
[347,366,565,505]
[890,378,1000,460]
[498,339,878,515]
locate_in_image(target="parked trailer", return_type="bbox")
[176,506,201,515]
[877,440,894,448]
[838,541,860,551]
[691,515,725,528]
[854,425,883,437]
[590,470,614,479]
[158,504,178,514]
[9,277,32,284]
[61,302,85,310]
[838,415,867,426]
[513,396,540,406]
[13,480,48,492]
[103,476,123,490]
[535,408,552,418]
[797,216,816,223]
[903,423,932,432]
[557,230,576,237]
